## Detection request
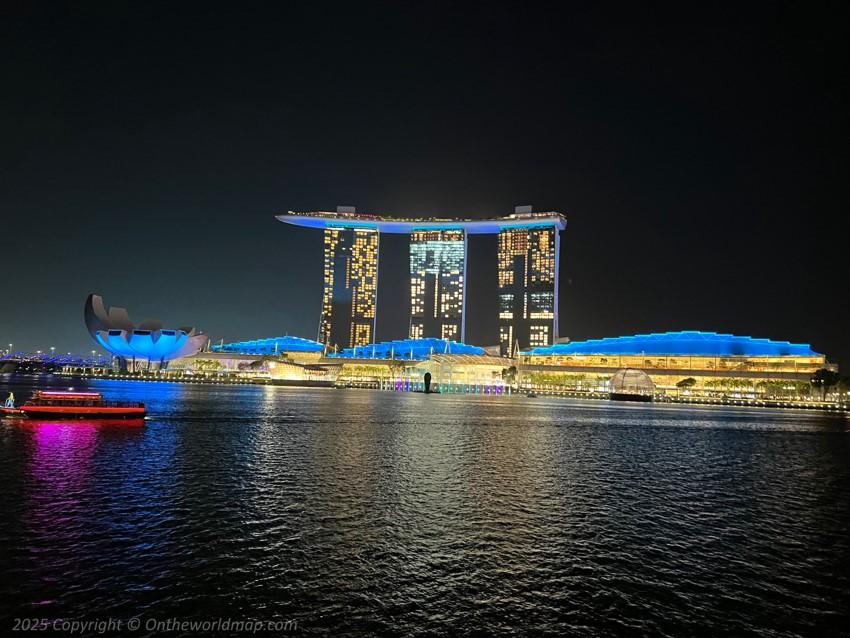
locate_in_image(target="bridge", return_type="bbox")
[0,352,112,373]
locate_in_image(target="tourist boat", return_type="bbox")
[1,391,146,420]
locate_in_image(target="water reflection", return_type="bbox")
[27,421,98,523]
[18,422,107,611]
[0,380,848,636]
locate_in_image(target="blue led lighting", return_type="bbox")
[329,338,485,360]
[525,331,820,357]
[497,221,560,230]
[276,214,567,234]
[326,221,380,229]
[212,336,325,354]
[94,329,203,361]
[410,225,466,231]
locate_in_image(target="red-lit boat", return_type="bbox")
[1,391,146,420]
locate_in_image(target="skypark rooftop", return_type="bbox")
[276,210,567,234]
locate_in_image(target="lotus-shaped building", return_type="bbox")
[85,294,207,368]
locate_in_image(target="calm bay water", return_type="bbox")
[1,377,849,637]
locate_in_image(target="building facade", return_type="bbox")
[84,294,207,371]
[320,226,379,349]
[498,221,560,355]
[519,331,833,396]
[409,228,467,341]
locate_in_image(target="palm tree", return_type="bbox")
[735,378,753,392]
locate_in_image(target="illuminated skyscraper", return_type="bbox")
[277,206,565,354]
[320,225,379,349]
[498,208,563,355]
[409,228,467,341]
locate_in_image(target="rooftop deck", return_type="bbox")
[276,211,567,234]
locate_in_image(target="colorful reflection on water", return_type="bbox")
[0,378,848,635]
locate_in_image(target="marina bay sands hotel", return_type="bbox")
[276,206,567,355]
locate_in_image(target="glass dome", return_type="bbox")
[609,369,654,396]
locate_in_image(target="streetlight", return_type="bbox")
[50,347,55,357]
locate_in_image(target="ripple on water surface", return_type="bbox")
[0,378,849,636]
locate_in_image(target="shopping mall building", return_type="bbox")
[518,330,832,395]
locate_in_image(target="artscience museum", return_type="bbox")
[85,294,208,370]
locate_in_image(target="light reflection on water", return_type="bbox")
[0,377,848,636]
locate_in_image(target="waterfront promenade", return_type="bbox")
[29,368,849,414]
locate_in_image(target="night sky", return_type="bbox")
[2,2,846,363]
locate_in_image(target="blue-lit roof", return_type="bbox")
[212,336,325,354]
[526,331,820,357]
[330,338,485,360]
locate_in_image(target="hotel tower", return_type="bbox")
[277,206,566,352]
[497,206,560,355]
[409,228,467,341]
[319,207,379,349]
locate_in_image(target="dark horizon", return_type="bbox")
[2,2,846,364]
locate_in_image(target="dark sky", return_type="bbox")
[1,2,847,364]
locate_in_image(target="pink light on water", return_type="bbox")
[31,422,98,478]
[21,422,99,586]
